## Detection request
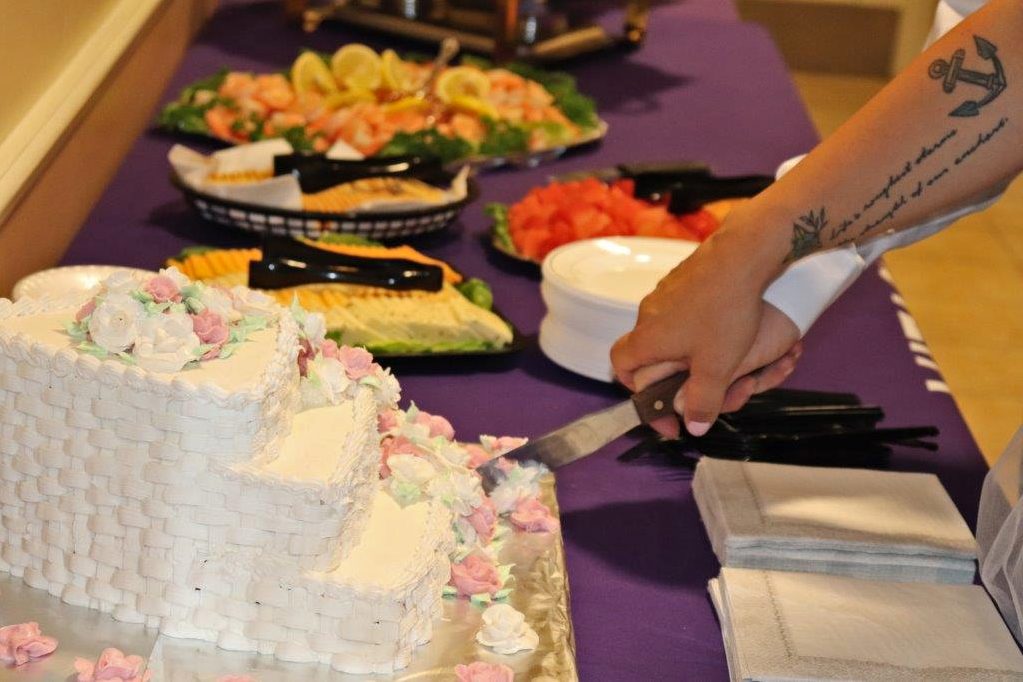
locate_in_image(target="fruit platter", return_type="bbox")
[158,43,606,166]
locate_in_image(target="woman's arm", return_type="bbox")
[611,0,1023,436]
[741,0,1023,273]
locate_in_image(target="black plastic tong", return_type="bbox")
[272,154,448,193]
[248,235,444,292]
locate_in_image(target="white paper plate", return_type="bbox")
[542,237,699,309]
[539,237,699,382]
[12,265,154,302]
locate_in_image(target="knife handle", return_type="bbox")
[631,371,689,424]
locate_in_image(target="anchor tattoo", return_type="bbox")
[929,36,1006,117]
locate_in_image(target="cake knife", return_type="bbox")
[477,371,688,490]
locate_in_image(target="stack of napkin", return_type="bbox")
[693,458,978,583]
[709,567,1023,681]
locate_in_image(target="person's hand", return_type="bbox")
[611,224,798,437]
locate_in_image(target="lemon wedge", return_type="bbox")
[449,94,498,119]
[381,49,418,93]
[383,96,430,114]
[434,65,491,103]
[331,44,382,91]
[291,51,338,95]
[323,89,377,109]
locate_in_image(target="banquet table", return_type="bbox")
[60,2,991,680]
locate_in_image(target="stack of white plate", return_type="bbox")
[539,236,699,382]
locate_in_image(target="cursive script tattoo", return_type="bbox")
[955,117,1008,164]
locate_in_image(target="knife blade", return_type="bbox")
[477,371,688,490]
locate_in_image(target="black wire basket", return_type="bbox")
[172,172,479,241]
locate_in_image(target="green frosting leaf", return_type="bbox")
[469,593,493,607]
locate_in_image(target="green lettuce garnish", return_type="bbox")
[478,118,529,157]
[378,130,474,164]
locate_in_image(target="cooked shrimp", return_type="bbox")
[219,72,258,100]
[205,105,242,142]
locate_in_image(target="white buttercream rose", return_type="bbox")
[475,603,539,655]
[132,311,202,372]
[302,311,327,347]
[87,293,144,353]
[489,462,545,514]
[387,454,437,505]
[198,286,241,323]
[100,270,144,295]
[158,265,191,290]
[427,469,484,517]
[434,439,471,467]
[230,286,277,319]
[299,356,352,409]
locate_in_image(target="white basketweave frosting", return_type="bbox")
[0,292,452,674]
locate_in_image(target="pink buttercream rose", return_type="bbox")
[297,337,314,377]
[75,299,97,323]
[143,275,180,303]
[0,622,58,666]
[454,661,514,682]
[465,444,491,469]
[337,345,374,379]
[415,411,455,441]
[74,647,150,682]
[377,409,399,434]
[320,338,340,359]
[191,310,230,359]
[466,497,498,544]
[449,553,502,597]
[379,436,425,478]
[510,498,559,533]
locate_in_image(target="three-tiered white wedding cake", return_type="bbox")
[0,271,453,674]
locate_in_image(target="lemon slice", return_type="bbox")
[331,44,382,91]
[434,65,490,103]
[291,51,338,95]
[323,89,377,109]
[383,95,430,114]
[381,49,418,93]
[449,94,498,119]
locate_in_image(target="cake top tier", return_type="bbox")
[0,268,298,405]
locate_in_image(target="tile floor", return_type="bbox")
[792,71,1023,465]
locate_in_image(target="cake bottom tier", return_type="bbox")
[156,488,452,675]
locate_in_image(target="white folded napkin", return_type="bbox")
[693,458,977,583]
[168,140,468,214]
[711,567,1023,681]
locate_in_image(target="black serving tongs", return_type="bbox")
[273,153,448,193]
[555,160,774,214]
[248,235,443,292]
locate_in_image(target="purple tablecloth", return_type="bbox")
[62,3,989,680]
